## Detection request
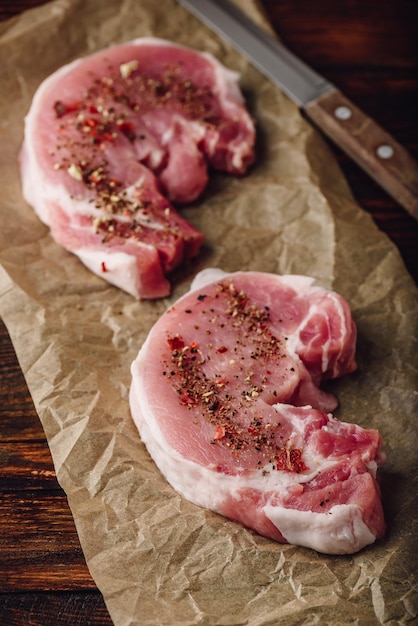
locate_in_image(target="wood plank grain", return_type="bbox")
[0,593,112,626]
[0,318,44,442]
[0,442,58,490]
[0,491,95,591]
[260,0,418,67]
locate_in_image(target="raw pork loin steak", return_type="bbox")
[130,269,386,554]
[20,39,255,299]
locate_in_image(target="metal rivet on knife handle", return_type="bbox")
[377,145,394,160]
[334,106,352,121]
[304,91,418,220]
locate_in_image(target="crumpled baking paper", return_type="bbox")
[0,0,417,624]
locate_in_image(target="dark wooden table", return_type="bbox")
[1,1,417,624]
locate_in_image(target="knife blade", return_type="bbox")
[177,0,418,220]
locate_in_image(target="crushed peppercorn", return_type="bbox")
[50,55,220,247]
[162,281,308,474]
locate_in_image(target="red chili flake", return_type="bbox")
[189,341,199,350]
[214,425,226,441]
[275,448,308,473]
[53,100,81,118]
[116,119,136,142]
[216,346,228,353]
[167,336,185,351]
[101,261,108,272]
[236,293,249,307]
[216,464,235,475]
[179,393,196,406]
[99,132,115,143]
[88,172,102,185]
[84,117,98,128]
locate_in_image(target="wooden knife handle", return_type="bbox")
[304,90,418,220]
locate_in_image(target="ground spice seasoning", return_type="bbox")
[163,280,308,474]
[51,54,219,247]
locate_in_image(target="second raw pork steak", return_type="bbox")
[130,269,386,554]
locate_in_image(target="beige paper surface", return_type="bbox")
[1,1,417,624]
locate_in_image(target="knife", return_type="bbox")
[177,0,418,220]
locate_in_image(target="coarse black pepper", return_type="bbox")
[162,281,308,473]
[51,56,219,247]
